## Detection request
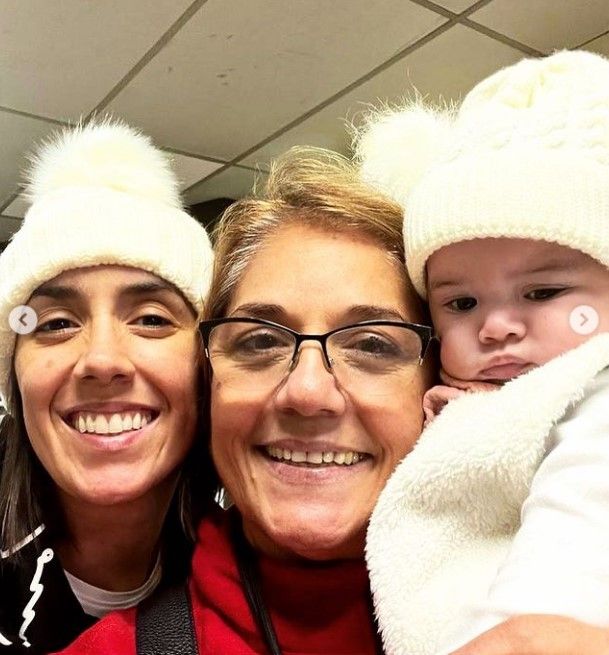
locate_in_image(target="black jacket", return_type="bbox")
[0,526,96,654]
[0,511,193,654]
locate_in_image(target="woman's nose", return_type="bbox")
[478,309,526,345]
[72,321,136,386]
[274,344,346,416]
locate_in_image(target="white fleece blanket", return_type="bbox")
[366,333,609,655]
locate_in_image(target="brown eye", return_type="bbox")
[525,288,566,301]
[37,318,77,333]
[446,297,477,312]
[136,315,172,327]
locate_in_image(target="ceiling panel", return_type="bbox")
[0,0,193,120]
[0,113,59,209]
[107,0,445,161]
[472,0,609,53]
[586,32,609,58]
[433,0,480,13]
[184,166,262,205]
[169,152,223,190]
[0,216,21,241]
[3,195,29,219]
[235,24,523,170]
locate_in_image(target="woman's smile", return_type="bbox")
[263,444,369,467]
[258,450,374,486]
[211,224,428,560]
[60,406,161,453]
[15,266,199,505]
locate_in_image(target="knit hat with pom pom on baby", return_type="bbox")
[0,118,214,399]
[354,50,609,297]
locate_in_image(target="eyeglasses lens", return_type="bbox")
[206,321,423,394]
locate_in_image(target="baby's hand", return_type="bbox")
[423,385,466,426]
[423,374,502,426]
[439,369,503,393]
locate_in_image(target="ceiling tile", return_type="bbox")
[168,152,223,191]
[0,216,23,241]
[0,112,59,209]
[1,1,193,119]
[433,0,480,13]
[3,195,29,219]
[236,24,523,169]
[107,0,445,161]
[184,166,262,205]
[472,0,609,52]
[585,31,609,58]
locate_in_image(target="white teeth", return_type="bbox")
[265,446,365,467]
[95,415,109,434]
[108,414,122,434]
[71,411,153,436]
[307,452,323,464]
[123,414,133,431]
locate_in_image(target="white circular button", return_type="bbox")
[8,305,38,335]
[569,305,599,335]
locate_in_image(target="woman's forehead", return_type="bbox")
[227,224,411,327]
[39,265,162,287]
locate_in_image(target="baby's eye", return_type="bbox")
[37,318,78,333]
[525,288,566,301]
[446,297,477,312]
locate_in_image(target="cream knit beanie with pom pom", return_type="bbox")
[355,50,609,297]
[0,118,213,401]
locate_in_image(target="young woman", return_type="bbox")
[0,119,215,653]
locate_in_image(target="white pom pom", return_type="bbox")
[25,117,182,210]
[353,101,454,205]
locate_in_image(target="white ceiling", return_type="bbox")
[2,0,609,231]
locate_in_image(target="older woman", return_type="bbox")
[0,120,214,653]
[57,148,609,655]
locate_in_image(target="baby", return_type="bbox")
[357,49,609,655]
[424,236,609,423]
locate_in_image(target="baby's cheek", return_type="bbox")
[438,331,475,378]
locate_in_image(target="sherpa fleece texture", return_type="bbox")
[367,332,609,655]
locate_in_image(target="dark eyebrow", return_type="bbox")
[344,304,406,323]
[229,303,285,321]
[229,303,406,324]
[30,284,81,301]
[30,280,179,302]
[120,281,178,298]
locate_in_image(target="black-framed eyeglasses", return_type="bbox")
[199,317,433,394]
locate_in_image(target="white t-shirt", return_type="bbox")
[64,555,162,618]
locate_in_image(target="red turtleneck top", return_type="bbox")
[55,509,380,654]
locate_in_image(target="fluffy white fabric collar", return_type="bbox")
[367,333,609,655]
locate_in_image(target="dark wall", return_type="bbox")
[189,197,234,236]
